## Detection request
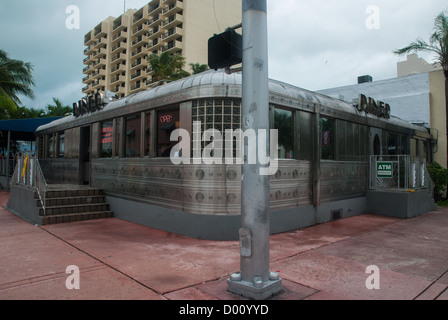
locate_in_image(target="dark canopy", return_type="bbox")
[0,118,61,141]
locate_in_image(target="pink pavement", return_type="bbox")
[1,190,447,301]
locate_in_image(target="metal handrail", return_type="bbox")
[9,154,48,216]
[369,155,434,192]
[35,159,48,216]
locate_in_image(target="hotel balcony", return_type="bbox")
[111,41,127,54]
[112,31,128,44]
[161,40,182,53]
[93,24,107,39]
[110,74,126,85]
[132,35,148,47]
[148,2,163,16]
[161,26,183,42]
[84,32,94,46]
[93,37,108,49]
[147,39,163,51]
[83,65,91,74]
[161,13,183,29]
[112,85,126,97]
[93,47,107,59]
[84,46,95,55]
[147,15,161,29]
[133,8,149,26]
[91,68,106,80]
[131,58,146,70]
[92,58,107,68]
[111,63,127,75]
[113,15,129,33]
[130,81,142,92]
[162,0,184,15]
[83,56,93,64]
[91,78,106,89]
[131,46,147,59]
[147,26,162,40]
[132,24,147,37]
[111,53,126,64]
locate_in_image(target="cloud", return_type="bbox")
[1,0,447,109]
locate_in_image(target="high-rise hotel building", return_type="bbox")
[82,0,241,98]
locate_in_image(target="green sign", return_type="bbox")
[377,162,393,178]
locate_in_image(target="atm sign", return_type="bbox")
[377,162,393,178]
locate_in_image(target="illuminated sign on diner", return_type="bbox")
[101,126,113,144]
[356,94,391,119]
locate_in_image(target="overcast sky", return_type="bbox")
[0,0,446,110]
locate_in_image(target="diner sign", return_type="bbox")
[356,94,391,119]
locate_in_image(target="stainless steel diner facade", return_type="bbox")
[35,70,435,240]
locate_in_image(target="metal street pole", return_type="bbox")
[227,0,282,300]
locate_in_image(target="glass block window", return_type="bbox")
[192,99,242,160]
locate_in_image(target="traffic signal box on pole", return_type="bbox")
[208,29,242,71]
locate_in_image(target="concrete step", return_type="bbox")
[40,211,114,226]
[36,195,106,208]
[35,188,104,199]
[39,203,110,216]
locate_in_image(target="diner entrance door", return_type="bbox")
[79,125,91,185]
[370,128,382,156]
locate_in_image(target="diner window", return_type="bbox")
[125,114,141,158]
[321,118,335,160]
[274,108,294,159]
[47,134,55,159]
[297,111,313,161]
[58,132,65,158]
[192,99,241,159]
[37,136,45,159]
[157,107,179,157]
[387,133,398,155]
[100,120,114,158]
[144,112,151,156]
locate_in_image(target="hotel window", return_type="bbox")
[124,114,141,158]
[321,117,335,160]
[274,108,294,159]
[100,120,114,158]
[157,107,179,157]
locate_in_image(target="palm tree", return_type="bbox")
[394,10,448,165]
[190,63,209,75]
[147,52,190,85]
[9,106,45,119]
[394,11,448,77]
[45,98,72,117]
[0,50,35,116]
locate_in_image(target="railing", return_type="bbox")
[369,155,434,196]
[10,153,48,216]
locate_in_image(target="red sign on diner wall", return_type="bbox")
[160,114,173,123]
[101,126,113,144]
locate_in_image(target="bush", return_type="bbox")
[427,162,448,200]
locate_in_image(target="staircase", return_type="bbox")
[7,154,114,226]
[37,186,114,225]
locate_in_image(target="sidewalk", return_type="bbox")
[0,190,447,300]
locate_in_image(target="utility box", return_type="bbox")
[208,29,242,70]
